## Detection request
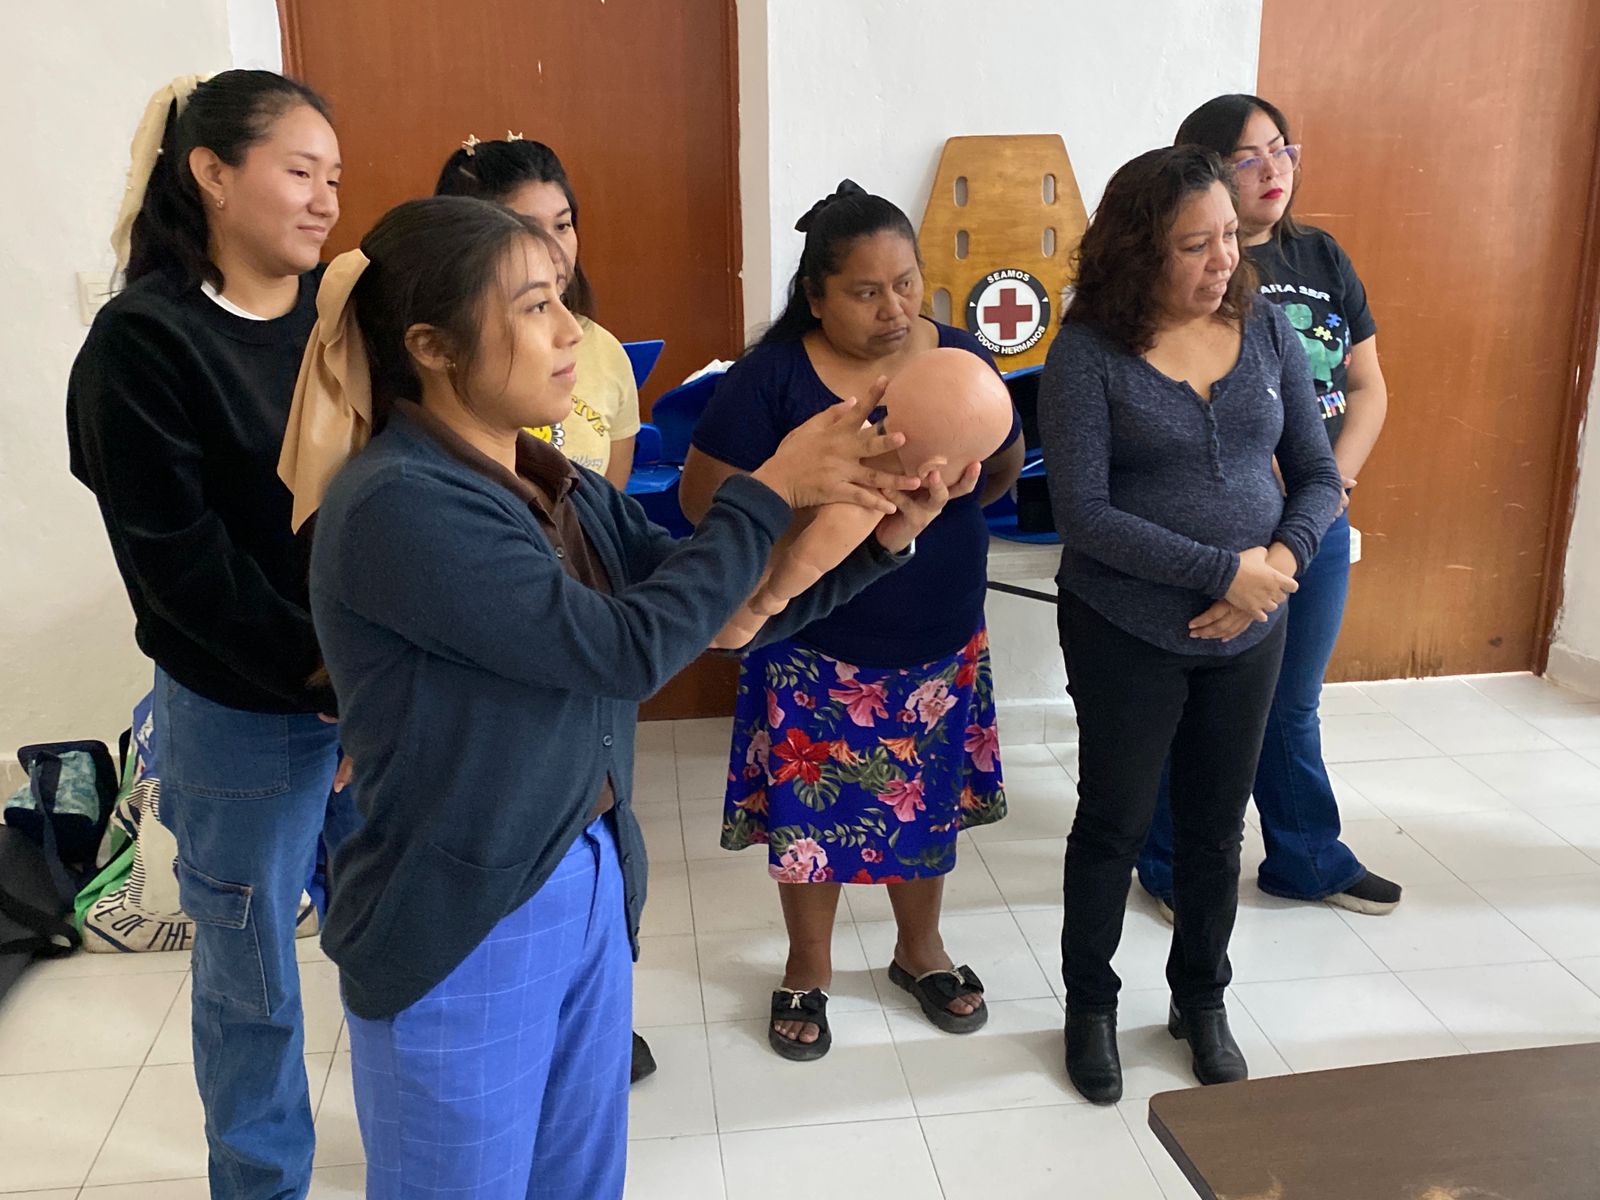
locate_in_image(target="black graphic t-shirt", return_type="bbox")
[1247,228,1376,449]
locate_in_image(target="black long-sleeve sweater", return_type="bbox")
[67,269,334,713]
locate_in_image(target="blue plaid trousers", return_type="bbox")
[344,815,632,1199]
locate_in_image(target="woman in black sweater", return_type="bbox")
[66,71,351,1200]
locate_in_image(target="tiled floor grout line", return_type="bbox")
[1387,968,1480,1058]
[912,1111,954,1200]
[846,920,940,1193]
[1557,958,1600,1002]
[675,866,731,1200]
[1113,1099,1185,1198]
[671,732,741,1198]
[74,969,189,1195]
[309,1050,336,1121]
[1461,869,1600,961]
[56,1064,141,1198]
[74,1170,212,1195]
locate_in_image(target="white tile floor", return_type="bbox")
[1,672,1597,1198]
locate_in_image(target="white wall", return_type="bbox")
[736,0,773,340]
[737,0,1262,706]
[0,2,280,755]
[227,0,283,71]
[1550,328,1600,697]
[738,0,1264,334]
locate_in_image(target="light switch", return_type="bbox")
[77,272,113,325]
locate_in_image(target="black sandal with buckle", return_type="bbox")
[768,986,832,1061]
[888,961,988,1034]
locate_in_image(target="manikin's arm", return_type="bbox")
[711,502,879,648]
[755,504,878,613]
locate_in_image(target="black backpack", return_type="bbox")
[0,741,118,1003]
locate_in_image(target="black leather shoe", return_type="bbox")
[1064,1010,1122,1104]
[1168,1002,1247,1085]
[630,1032,658,1084]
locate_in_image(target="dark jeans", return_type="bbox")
[1138,515,1364,901]
[1058,592,1287,1012]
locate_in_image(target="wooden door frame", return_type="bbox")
[277,0,306,81]
[716,0,746,350]
[1534,109,1600,673]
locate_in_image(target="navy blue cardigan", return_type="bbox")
[311,406,903,1017]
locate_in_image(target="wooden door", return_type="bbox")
[1259,0,1600,680]
[281,0,744,717]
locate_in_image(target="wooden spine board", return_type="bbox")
[917,135,1090,372]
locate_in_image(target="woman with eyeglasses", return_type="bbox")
[1137,93,1398,920]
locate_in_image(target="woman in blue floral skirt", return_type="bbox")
[681,181,1023,1060]
[724,628,1003,884]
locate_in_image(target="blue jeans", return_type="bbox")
[346,816,632,1200]
[155,668,360,1200]
[1137,516,1365,902]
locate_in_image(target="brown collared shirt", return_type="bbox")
[399,401,616,816]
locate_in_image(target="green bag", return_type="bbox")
[72,751,137,934]
[74,745,193,954]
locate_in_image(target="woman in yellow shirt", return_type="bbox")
[435,136,641,488]
[435,137,651,1083]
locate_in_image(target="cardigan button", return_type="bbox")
[602,735,614,747]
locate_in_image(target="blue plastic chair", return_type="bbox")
[627,426,678,494]
[621,339,665,390]
[986,363,1057,543]
[631,477,691,538]
[984,452,1057,543]
[648,369,725,465]
[625,415,692,537]
[619,342,676,531]
[619,352,728,536]
[1002,363,1044,447]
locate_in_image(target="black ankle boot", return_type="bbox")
[1064,1010,1122,1104]
[1168,1001,1247,1085]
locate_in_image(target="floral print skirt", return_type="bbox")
[720,627,1007,884]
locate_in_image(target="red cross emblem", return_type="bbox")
[965,269,1052,356]
[982,287,1035,340]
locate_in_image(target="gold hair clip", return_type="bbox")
[507,130,524,142]
[462,134,481,156]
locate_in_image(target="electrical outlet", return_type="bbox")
[77,271,113,325]
[1350,525,1362,564]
